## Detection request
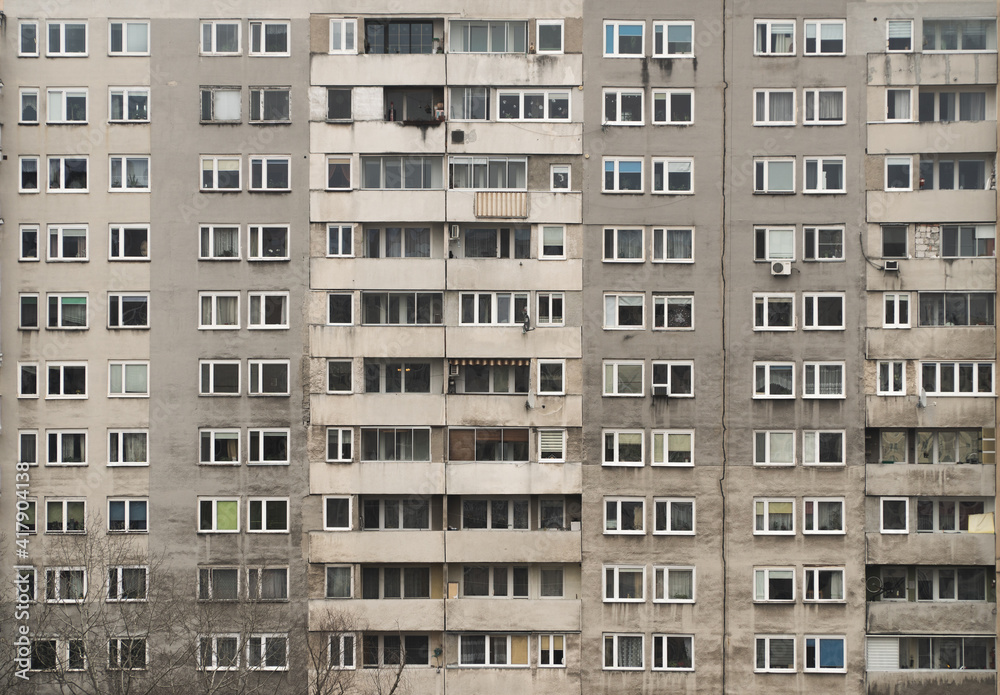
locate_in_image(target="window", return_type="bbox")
[201,156,241,190]
[755,636,795,672]
[654,20,694,57]
[603,157,643,193]
[803,430,845,466]
[871,636,997,670]
[883,293,910,329]
[917,567,988,601]
[20,432,39,467]
[248,498,289,533]
[755,568,794,601]
[364,155,442,190]
[247,635,287,671]
[603,227,643,262]
[915,430,982,464]
[46,500,85,533]
[329,634,356,670]
[804,157,845,193]
[200,360,240,395]
[649,430,692,466]
[754,431,795,466]
[652,361,693,397]
[652,158,694,194]
[109,225,149,260]
[539,635,565,668]
[108,499,147,533]
[109,87,149,122]
[361,498,430,530]
[603,361,644,397]
[249,20,289,56]
[48,156,89,191]
[47,225,88,261]
[803,88,846,124]
[458,634,526,667]
[919,292,995,327]
[603,88,643,125]
[461,499,529,530]
[47,88,88,123]
[33,640,85,671]
[537,360,565,395]
[327,294,353,326]
[885,156,912,191]
[923,19,997,52]
[248,429,289,465]
[448,156,523,191]
[917,499,988,532]
[108,567,149,601]
[47,21,88,56]
[45,569,86,602]
[249,360,289,396]
[803,293,844,330]
[538,430,566,462]
[604,565,644,602]
[755,20,794,55]
[47,363,87,399]
[881,225,907,258]
[329,18,357,53]
[650,634,694,672]
[20,21,39,56]
[199,567,239,601]
[604,20,644,56]
[803,498,844,534]
[803,636,845,673]
[109,20,148,55]
[200,87,241,123]
[362,566,431,599]
[755,499,794,534]
[754,89,795,125]
[448,429,529,462]
[364,226,432,258]
[449,86,488,121]
[537,226,565,260]
[918,90,988,123]
[754,158,794,193]
[803,362,845,398]
[327,224,354,258]
[108,430,148,466]
[47,294,87,329]
[20,157,40,192]
[881,497,909,533]
[248,293,289,329]
[497,89,569,121]
[47,431,86,466]
[536,293,565,328]
[451,19,528,53]
[199,292,239,329]
[805,20,845,55]
[198,498,239,533]
[603,634,643,670]
[201,20,240,54]
[360,428,432,462]
[364,19,433,54]
[655,499,695,534]
[325,565,352,599]
[322,157,350,190]
[754,227,794,262]
[878,361,906,396]
[603,430,643,466]
[886,89,913,121]
[249,156,290,191]
[327,88,352,121]
[108,362,149,397]
[880,431,908,464]
[653,294,693,330]
[459,292,528,325]
[364,360,431,394]
[921,361,994,395]
[536,19,564,54]
[199,635,240,671]
[754,362,794,398]
[324,497,351,530]
[887,19,913,51]
[20,295,39,330]
[550,164,571,191]
[803,226,844,260]
[199,225,239,259]
[804,567,845,602]
[247,225,288,260]
[754,294,794,330]
[604,293,644,329]
[108,293,149,328]
[605,498,644,534]
[650,227,693,263]
[942,225,996,258]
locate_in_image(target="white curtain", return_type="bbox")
[669,570,693,599]
[890,90,910,120]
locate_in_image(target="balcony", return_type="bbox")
[868,52,999,87]
[865,462,996,498]
[308,530,445,564]
[445,667,578,695]
[445,395,582,430]
[310,189,446,223]
[446,326,582,360]
[867,190,996,224]
[446,461,582,496]
[311,53,446,87]
[446,598,581,632]
[865,259,996,293]
[446,190,582,224]
[310,392,447,427]
[867,600,996,634]
[867,670,995,695]
[311,120,446,154]
[447,122,583,156]
[309,461,445,496]
[446,259,582,292]
[868,121,997,156]
[309,325,446,360]
[446,53,582,87]
[309,598,444,632]
[866,531,994,566]
[445,529,581,563]
[866,326,997,360]
[865,394,996,429]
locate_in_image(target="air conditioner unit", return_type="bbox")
[449,224,460,240]
[449,364,459,377]
[451,129,465,144]
[652,385,669,397]
[770,261,791,276]
[883,260,899,271]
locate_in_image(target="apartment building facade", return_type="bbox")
[0,2,996,695]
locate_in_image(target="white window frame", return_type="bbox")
[327,224,354,258]
[248,429,290,466]
[108,361,149,397]
[603,157,644,193]
[803,567,846,603]
[199,292,240,330]
[20,156,40,193]
[878,361,907,396]
[603,565,645,603]
[248,359,290,396]
[923,361,996,396]
[604,293,645,329]
[247,224,288,261]
[654,498,695,535]
[46,294,88,330]
[47,225,89,261]
[19,432,39,467]
[804,19,846,56]
[754,635,796,673]
[46,431,88,466]
[248,155,290,192]
[200,156,242,191]
[538,429,567,462]
[754,20,795,56]
[886,88,914,122]
[652,566,696,603]
[108,20,149,56]
[602,88,644,126]
[754,498,795,535]
[604,20,645,57]
[885,155,913,191]
[327,293,353,326]
[754,158,795,193]
[44,568,86,603]
[653,294,694,330]
[536,359,566,396]
[753,362,795,399]
[198,498,240,533]
[324,496,352,531]
[803,361,845,399]
[880,497,909,534]
[883,293,911,328]
[604,497,645,535]
[652,430,694,467]
[802,497,845,534]
[753,293,795,331]
[329,633,356,669]
[753,89,796,126]
[327,360,353,394]
[201,20,241,55]
[803,88,846,125]
[754,226,795,262]
[324,428,353,463]
[199,225,240,260]
[249,20,290,57]
[200,429,241,465]
[46,87,88,124]
[603,634,644,670]
[20,20,39,57]
[46,21,88,57]
[19,362,39,398]
[754,431,795,466]
[652,157,694,194]
[602,429,644,466]
[108,293,149,329]
[247,634,288,671]
[886,19,914,53]
[803,156,846,194]
[603,227,644,262]
[803,635,846,673]
[496,89,571,121]
[199,360,241,396]
[536,19,565,55]
[46,363,88,399]
[653,20,695,58]
[754,567,795,602]
[326,156,352,191]
[802,430,846,466]
[538,634,565,668]
[108,430,148,466]
[328,18,358,54]
[248,498,289,533]
[107,498,148,534]
[539,225,566,260]
[651,89,694,125]
[537,292,565,327]
[199,635,240,670]
[803,292,845,330]
[803,225,845,261]
[603,360,644,397]
[109,225,150,260]
[47,156,89,193]
[20,294,40,330]
[651,360,694,397]
[652,227,694,262]
[550,164,571,191]
[109,86,150,123]
[248,292,289,329]
[45,500,86,533]
[108,155,150,192]
[250,87,291,123]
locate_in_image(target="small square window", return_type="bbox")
[803,88,845,125]
[887,19,913,52]
[109,226,149,260]
[536,20,564,54]
[248,360,290,396]
[327,157,351,191]
[327,89,352,121]
[881,225,907,258]
[324,497,352,530]
[248,498,289,533]
[537,360,565,395]
[880,497,909,533]
[540,226,565,259]
[885,156,912,191]
[198,498,240,533]
[603,158,643,193]
[109,87,149,122]
[754,20,794,55]
[109,155,150,191]
[754,568,795,601]
[201,156,241,190]
[326,428,353,463]
[550,164,571,191]
[109,21,149,55]
[804,157,846,193]
[328,361,353,393]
